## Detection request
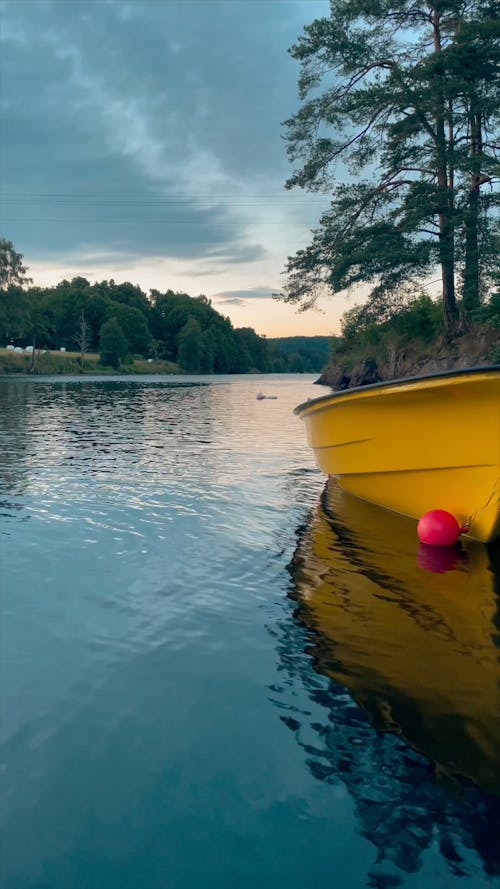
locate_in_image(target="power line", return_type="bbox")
[0,195,328,205]
[2,217,310,223]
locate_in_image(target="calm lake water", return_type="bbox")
[1,374,499,889]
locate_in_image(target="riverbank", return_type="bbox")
[318,322,499,389]
[0,348,180,376]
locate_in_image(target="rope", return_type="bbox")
[461,477,500,533]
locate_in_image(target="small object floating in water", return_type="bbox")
[256,392,277,400]
[417,509,463,546]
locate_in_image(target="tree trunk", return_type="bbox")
[463,184,480,313]
[439,218,457,330]
[432,9,458,331]
[462,110,482,313]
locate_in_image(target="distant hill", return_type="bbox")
[268,336,331,372]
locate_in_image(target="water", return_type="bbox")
[1,374,499,889]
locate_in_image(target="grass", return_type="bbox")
[0,348,180,375]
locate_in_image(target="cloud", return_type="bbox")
[205,245,268,264]
[217,297,246,306]
[1,0,330,296]
[214,286,278,301]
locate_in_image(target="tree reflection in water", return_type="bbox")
[273,480,500,886]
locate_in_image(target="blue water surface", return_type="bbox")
[1,375,499,889]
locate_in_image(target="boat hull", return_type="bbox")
[295,368,500,542]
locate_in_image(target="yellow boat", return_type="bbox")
[289,483,500,795]
[295,366,500,542]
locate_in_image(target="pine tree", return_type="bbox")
[280,0,500,330]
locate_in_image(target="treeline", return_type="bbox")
[267,336,331,372]
[0,241,328,372]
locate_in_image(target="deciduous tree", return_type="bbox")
[0,238,32,291]
[99,318,128,369]
[74,310,91,367]
[177,316,203,372]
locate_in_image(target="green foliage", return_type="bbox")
[0,238,32,290]
[99,318,129,369]
[280,0,500,329]
[233,327,270,372]
[0,287,31,343]
[200,329,216,373]
[335,293,444,368]
[110,304,152,356]
[177,316,203,372]
[149,290,238,371]
[388,296,443,343]
[267,336,331,371]
[33,278,95,349]
[106,281,151,315]
[472,280,500,329]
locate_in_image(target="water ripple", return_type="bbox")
[3,375,497,889]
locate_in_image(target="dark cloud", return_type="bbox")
[217,297,246,306]
[204,244,268,264]
[214,287,277,300]
[1,0,328,270]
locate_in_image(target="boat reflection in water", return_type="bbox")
[289,479,500,797]
[276,479,500,883]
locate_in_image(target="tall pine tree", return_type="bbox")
[280,0,499,330]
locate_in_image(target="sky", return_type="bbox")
[0,0,356,338]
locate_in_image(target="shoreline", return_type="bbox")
[317,323,498,389]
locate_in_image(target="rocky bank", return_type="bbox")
[317,323,499,389]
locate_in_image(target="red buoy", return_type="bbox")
[417,509,462,546]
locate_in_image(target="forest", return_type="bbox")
[0,239,330,374]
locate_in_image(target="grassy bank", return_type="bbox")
[0,349,181,376]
